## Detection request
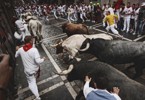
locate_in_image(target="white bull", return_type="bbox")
[27,17,42,43]
[52,33,113,61]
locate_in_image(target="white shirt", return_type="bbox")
[134,7,140,20]
[15,47,44,74]
[123,6,133,19]
[83,81,121,100]
[15,19,25,31]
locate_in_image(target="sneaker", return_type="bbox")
[34,97,41,100]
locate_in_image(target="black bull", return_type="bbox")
[80,38,145,78]
[65,61,145,100]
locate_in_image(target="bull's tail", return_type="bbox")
[82,24,89,35]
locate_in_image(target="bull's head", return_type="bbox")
[54,64,80,81]
[55,64,74,75]
[51,39,64,54]
[61,23,68,33]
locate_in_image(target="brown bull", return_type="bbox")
[62,23,90,37]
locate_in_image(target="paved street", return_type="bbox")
[14,15,145,100]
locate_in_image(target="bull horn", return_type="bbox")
[59,39,63,44]
[50,39,63,47]
[79,43,90,51]
[54,65,74,75]
[50,44,59,47]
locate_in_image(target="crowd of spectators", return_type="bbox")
[14,1,145,37]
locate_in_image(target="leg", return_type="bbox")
[54,11,58,19]
[133,63,144,79]
[123,18,127,31]
[126,18,130,33]
[80,13,84,22]
[21,30,26,42]
[105,25,110,32]
[110,24,119,35]
[26,73,40,99]
[67,13,71,23]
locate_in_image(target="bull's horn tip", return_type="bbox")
[53,71,63,75]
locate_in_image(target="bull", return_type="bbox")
[26,16,42,43]
[79,38,145,78]
[56,61,145,100]
[51,34,113,61]
[62,23,90,37]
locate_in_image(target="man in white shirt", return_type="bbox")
[15,17,26,42]
[83,76,121,100]
[122,2,133,33]
[15,36,46,100]
[133,3,140,35]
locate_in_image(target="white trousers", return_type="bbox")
[106,24,119,34]
[67,13,74,23]
[80,13,85,22]
[19,29,26,41]
[25,72,40,99]
[123,18,130,32]
[53,11,58,19]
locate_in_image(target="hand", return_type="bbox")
[85,76,92,82]
[42,57,48,61]
[16,46,20,51]
[103,22,106,27]
[0,54,12,88]
[112,87,120,95]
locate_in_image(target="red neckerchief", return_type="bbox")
[23,43,32,51]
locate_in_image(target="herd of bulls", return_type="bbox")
[52,22,145,100]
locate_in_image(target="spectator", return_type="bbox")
[133,3,140,35]
[122,2,133,33]
[15,16,26,42]
[103,11,120,36]
[83,76,121,100]
[15,36,46,100]
[136,2,145,37]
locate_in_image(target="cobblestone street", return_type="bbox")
[14,15,145,100]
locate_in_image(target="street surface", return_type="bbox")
[14,15,145,100]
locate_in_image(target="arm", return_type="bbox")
[114,15,118,21]
[111,87,121,100]
[34,48,45,64]
[83,76,95,98]
[112,93,121,100]
[103,16,107,23]
[15,47,20,58]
